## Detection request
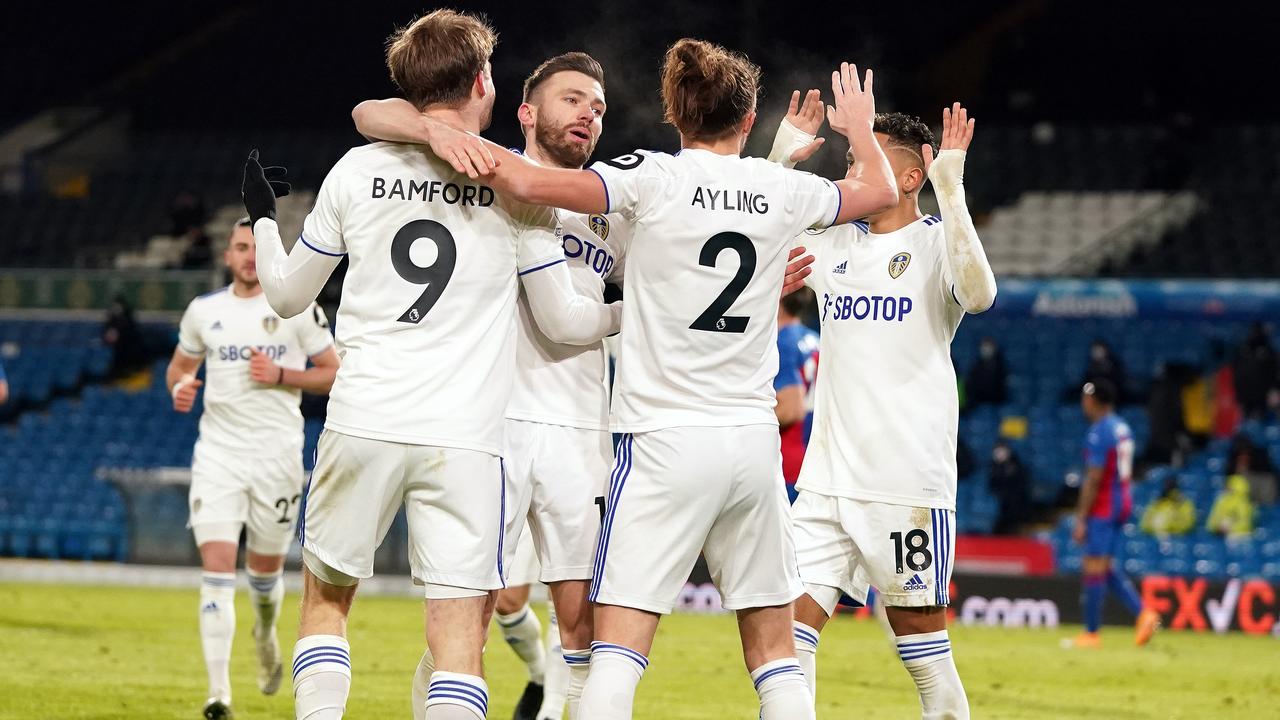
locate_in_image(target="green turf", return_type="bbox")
[0,582,1271,718]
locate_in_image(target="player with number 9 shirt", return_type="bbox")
[240,10,622,720]
[420,39,898,720]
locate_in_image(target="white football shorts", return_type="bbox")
[792,490,955,612]
[188,438,303,556]
[502,419,611,584]
[299,430,506,594]
[590,425,803,614]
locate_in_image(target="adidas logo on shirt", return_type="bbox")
[210,321,223,331]
[903,574,928,592]
[833,260,847,275]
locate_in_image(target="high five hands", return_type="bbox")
[923,102,975,184]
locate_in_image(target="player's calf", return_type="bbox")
[294,561,358,720]
[887,607,969,720]
[424,593,490,720]
[738,604,814,720]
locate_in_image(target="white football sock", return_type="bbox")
[411,648,436,720]
[292,634,351,720]
[497,604,546,685]
[539,609,568,720]
[578,642,648,720]
[425,671,488,719]
[896,631,969,720]
[562,648,591,720]
[247,568,284,630]
[792,621,820,700]
[199,572,236,704]
[751,657,814,720]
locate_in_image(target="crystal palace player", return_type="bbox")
[775,290,820,503]
[167,218,339,720]
[242,11,620,720]
[776,105,997,718]
[1071,378,1160,648]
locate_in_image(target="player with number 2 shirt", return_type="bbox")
[422,39,898,720]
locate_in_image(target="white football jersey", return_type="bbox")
[589,149,841,432]
[506,209,629,431]
[797,215,965,510]
[177,287,334,453]
[300,143,563,454]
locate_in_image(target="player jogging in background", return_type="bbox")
[420,40,898,719]
[776,105,997,719]
[775,290,819,504]
[242,11,620,720]
[1071,378,1161,648]
[166,217,339,720]
[353,51,629,720]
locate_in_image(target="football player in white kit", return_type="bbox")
[240,11,621,720]
[353,51,626,720]
[419,41,899,720]
[166,217,340,720]
[776,105,997,719]
[354,50,825,720]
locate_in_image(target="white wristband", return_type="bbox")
[767,119,816,169]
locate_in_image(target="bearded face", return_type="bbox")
[534,110,598,168]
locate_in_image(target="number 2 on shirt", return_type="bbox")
[689,232,756,333]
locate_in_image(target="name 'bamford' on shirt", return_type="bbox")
[371,177,495,207]
[690,187,770,214]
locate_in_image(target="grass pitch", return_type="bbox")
[0,582,1271,719]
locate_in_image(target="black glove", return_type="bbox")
[242,149,292,226]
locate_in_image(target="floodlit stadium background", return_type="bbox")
[1,2,1277,718]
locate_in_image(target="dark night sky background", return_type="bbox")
[1,0,1273,182]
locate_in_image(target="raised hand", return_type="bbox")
[922,102,975,177]
[248,348,281,385]
[826,63,876,140]
[242,149,292,226]
[787,89,826,136]
[172,375,203,413]
[784,89,827,163]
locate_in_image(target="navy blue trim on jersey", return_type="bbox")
[298,233,346,257]
[830,182,843,227]
[851,220,870,233]
[922,215,942,226]
[196,286,229,299]
[518,258,566,276]
[586,167,611,214]
[591,433,633,603]
[950,284,962,308]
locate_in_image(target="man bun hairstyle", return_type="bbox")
[385,9,497,110]
[661,38,760,141]
[523,51,606,103]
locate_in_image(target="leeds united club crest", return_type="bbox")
[262,315,279,334]
[589,214,610,241]
[889,252,911,279]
